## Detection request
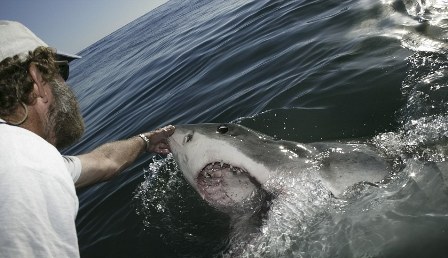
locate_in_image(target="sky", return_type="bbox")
[1,0,169,54]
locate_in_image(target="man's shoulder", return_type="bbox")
[0,124,64,172]
[0,123,50,146]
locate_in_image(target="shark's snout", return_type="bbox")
[167,128,184,146]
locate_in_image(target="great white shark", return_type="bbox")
[167,123,394,255]
[168,123,390,212]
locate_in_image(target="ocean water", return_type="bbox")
[63,0,448,257]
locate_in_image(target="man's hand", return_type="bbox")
[143,125,175,154]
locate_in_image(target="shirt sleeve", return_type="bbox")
[62,156,82,183]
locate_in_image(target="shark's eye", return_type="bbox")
[185,134,193,143]
[217,124,229,134]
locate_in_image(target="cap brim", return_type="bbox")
[56,51,81,62]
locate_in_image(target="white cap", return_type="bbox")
[0,20,81,62]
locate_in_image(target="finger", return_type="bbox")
[161,125,175,137]
[154,145,171,154]
[157,143,170,150]
[157,149,171,154]
[150,130,167,142]
[145,126,175,150]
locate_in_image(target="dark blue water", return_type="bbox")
[64,0,448,257]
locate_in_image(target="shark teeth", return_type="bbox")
[203,162,228,171]
[199,162,246,179]
[201,162,227,178]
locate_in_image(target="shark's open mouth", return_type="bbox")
[196,162,261,209]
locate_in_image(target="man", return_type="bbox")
[0,20,175,257]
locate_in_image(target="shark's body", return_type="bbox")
[168,123,389,212]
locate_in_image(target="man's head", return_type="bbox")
[0,21,84,149]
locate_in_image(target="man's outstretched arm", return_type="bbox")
[75,125,175,188]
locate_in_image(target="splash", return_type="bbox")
[133,155,231,256]
[133,154,184,228]
[390,51,448,162]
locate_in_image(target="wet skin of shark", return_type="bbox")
[168,123,389,212]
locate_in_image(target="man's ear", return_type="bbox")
[28,63,49,104]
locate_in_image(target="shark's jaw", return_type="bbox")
[196,162,262,210]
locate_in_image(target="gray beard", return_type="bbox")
[46,79,85,149]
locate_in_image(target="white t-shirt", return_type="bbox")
[0,119,82,258]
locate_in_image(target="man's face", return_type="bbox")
[45,78,85,149]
